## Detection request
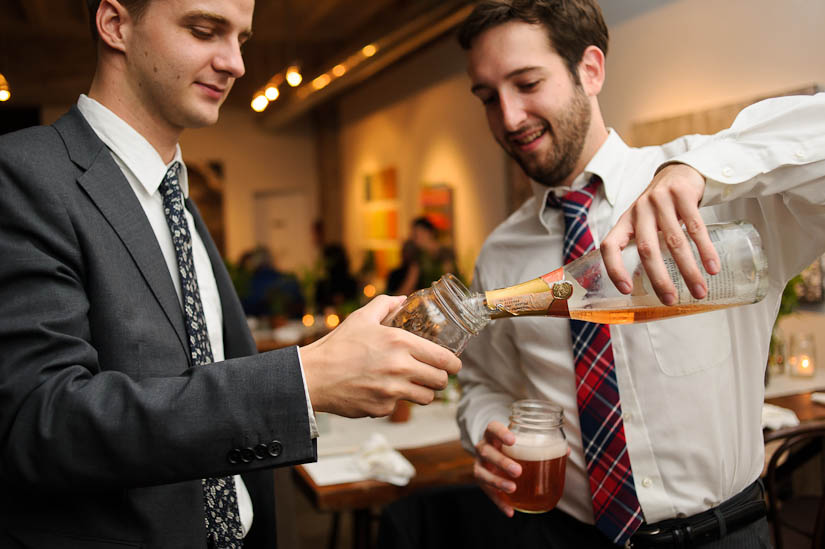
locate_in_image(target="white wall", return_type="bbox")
[338,36,507,282]
[181,109,318,264]
[601,0,825,137]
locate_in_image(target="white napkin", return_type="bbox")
[762,403,800,430]
[812,392,825,406]
[352,433,416,486]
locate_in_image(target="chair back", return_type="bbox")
[764,419,825,549]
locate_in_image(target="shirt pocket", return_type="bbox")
[645,309,732,376]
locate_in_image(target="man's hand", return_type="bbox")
[600,163,719,305]
[300,295,461,418]
[473,421,521,517]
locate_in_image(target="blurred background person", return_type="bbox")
[314,243,359,314]
[240,246,304,320]
[386,239,420,295]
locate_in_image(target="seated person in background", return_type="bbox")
[389,216,462,295]
[239,246,304,318]
[386,240,421,295]
[410,216,445,289]
[315,243,359,312]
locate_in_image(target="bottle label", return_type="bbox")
[638,231,739,303]
[487,291,570,317]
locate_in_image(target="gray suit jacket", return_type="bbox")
[0,106,316,548]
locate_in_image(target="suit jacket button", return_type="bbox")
[227,448,242,465]
[267,441,282,457]
[254,443,269,460]
[240,447,256,463]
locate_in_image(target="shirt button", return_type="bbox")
[642,477,653,488]
[722,166,733,177]
[624,413,632,423]
[795,150,806,160]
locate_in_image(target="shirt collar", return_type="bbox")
[531,128,629,215]
[76,94,188,197]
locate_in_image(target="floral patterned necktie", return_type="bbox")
[159,162,243,548]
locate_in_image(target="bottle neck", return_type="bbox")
[482,268,572,319]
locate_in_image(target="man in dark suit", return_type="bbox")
[0,1,460,547]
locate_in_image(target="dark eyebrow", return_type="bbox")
[181,11,253,42]
[470,66,544,95]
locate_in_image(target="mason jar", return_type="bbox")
[500,399,568,514]
[382,273,489,355]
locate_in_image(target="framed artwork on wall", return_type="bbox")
[419,183,454,246]
[363,166,400,279]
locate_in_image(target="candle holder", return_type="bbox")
[788,332,816,377]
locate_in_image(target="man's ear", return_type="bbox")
[577,45,605,97]
[96,0,131,53]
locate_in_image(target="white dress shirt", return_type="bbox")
[76,94,261,534]
[458,93,825,524]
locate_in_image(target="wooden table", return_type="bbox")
[293,440,475,549]
[765,391,825,423]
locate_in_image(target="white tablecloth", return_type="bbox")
[302,401,461,486]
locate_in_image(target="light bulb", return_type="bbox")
[251,92,268,112]
[264,85,279,101]
[285,65,302,87]
[0,73,9,102]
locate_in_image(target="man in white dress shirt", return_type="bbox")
[454,0,825,547]
[0,0,460,547]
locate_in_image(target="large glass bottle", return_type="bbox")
[482,220,768,324]
[383,221,768,353]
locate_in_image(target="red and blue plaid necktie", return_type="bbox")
[560,175,643,545]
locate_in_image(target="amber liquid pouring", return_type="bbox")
[566,302,738,324]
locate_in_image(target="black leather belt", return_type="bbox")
[626,480,767,548]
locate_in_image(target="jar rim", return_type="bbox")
[510,399,564,427]
[431,274,488,334]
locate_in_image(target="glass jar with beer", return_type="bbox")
[500,399,568,514]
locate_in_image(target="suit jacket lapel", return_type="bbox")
[53,107,190,358]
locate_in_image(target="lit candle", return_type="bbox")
[789,333,816,377]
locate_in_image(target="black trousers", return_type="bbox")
[375,485,771,549]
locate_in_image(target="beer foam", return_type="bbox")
[502,433,568,461]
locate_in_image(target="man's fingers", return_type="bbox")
[479,482,515,517]
[406,333,462,376]
[475,460,517,494]
[633,200,677,304]
[651,195,707,300]
[680,211,720,276]
[600,216,634,294]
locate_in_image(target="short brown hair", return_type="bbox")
[457,0,608,81]
[86,0,151,40]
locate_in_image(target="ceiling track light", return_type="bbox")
[285,64,303,87]
[0,72,10,102]
[251,41,379,110]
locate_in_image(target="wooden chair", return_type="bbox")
[763,420,825,549]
